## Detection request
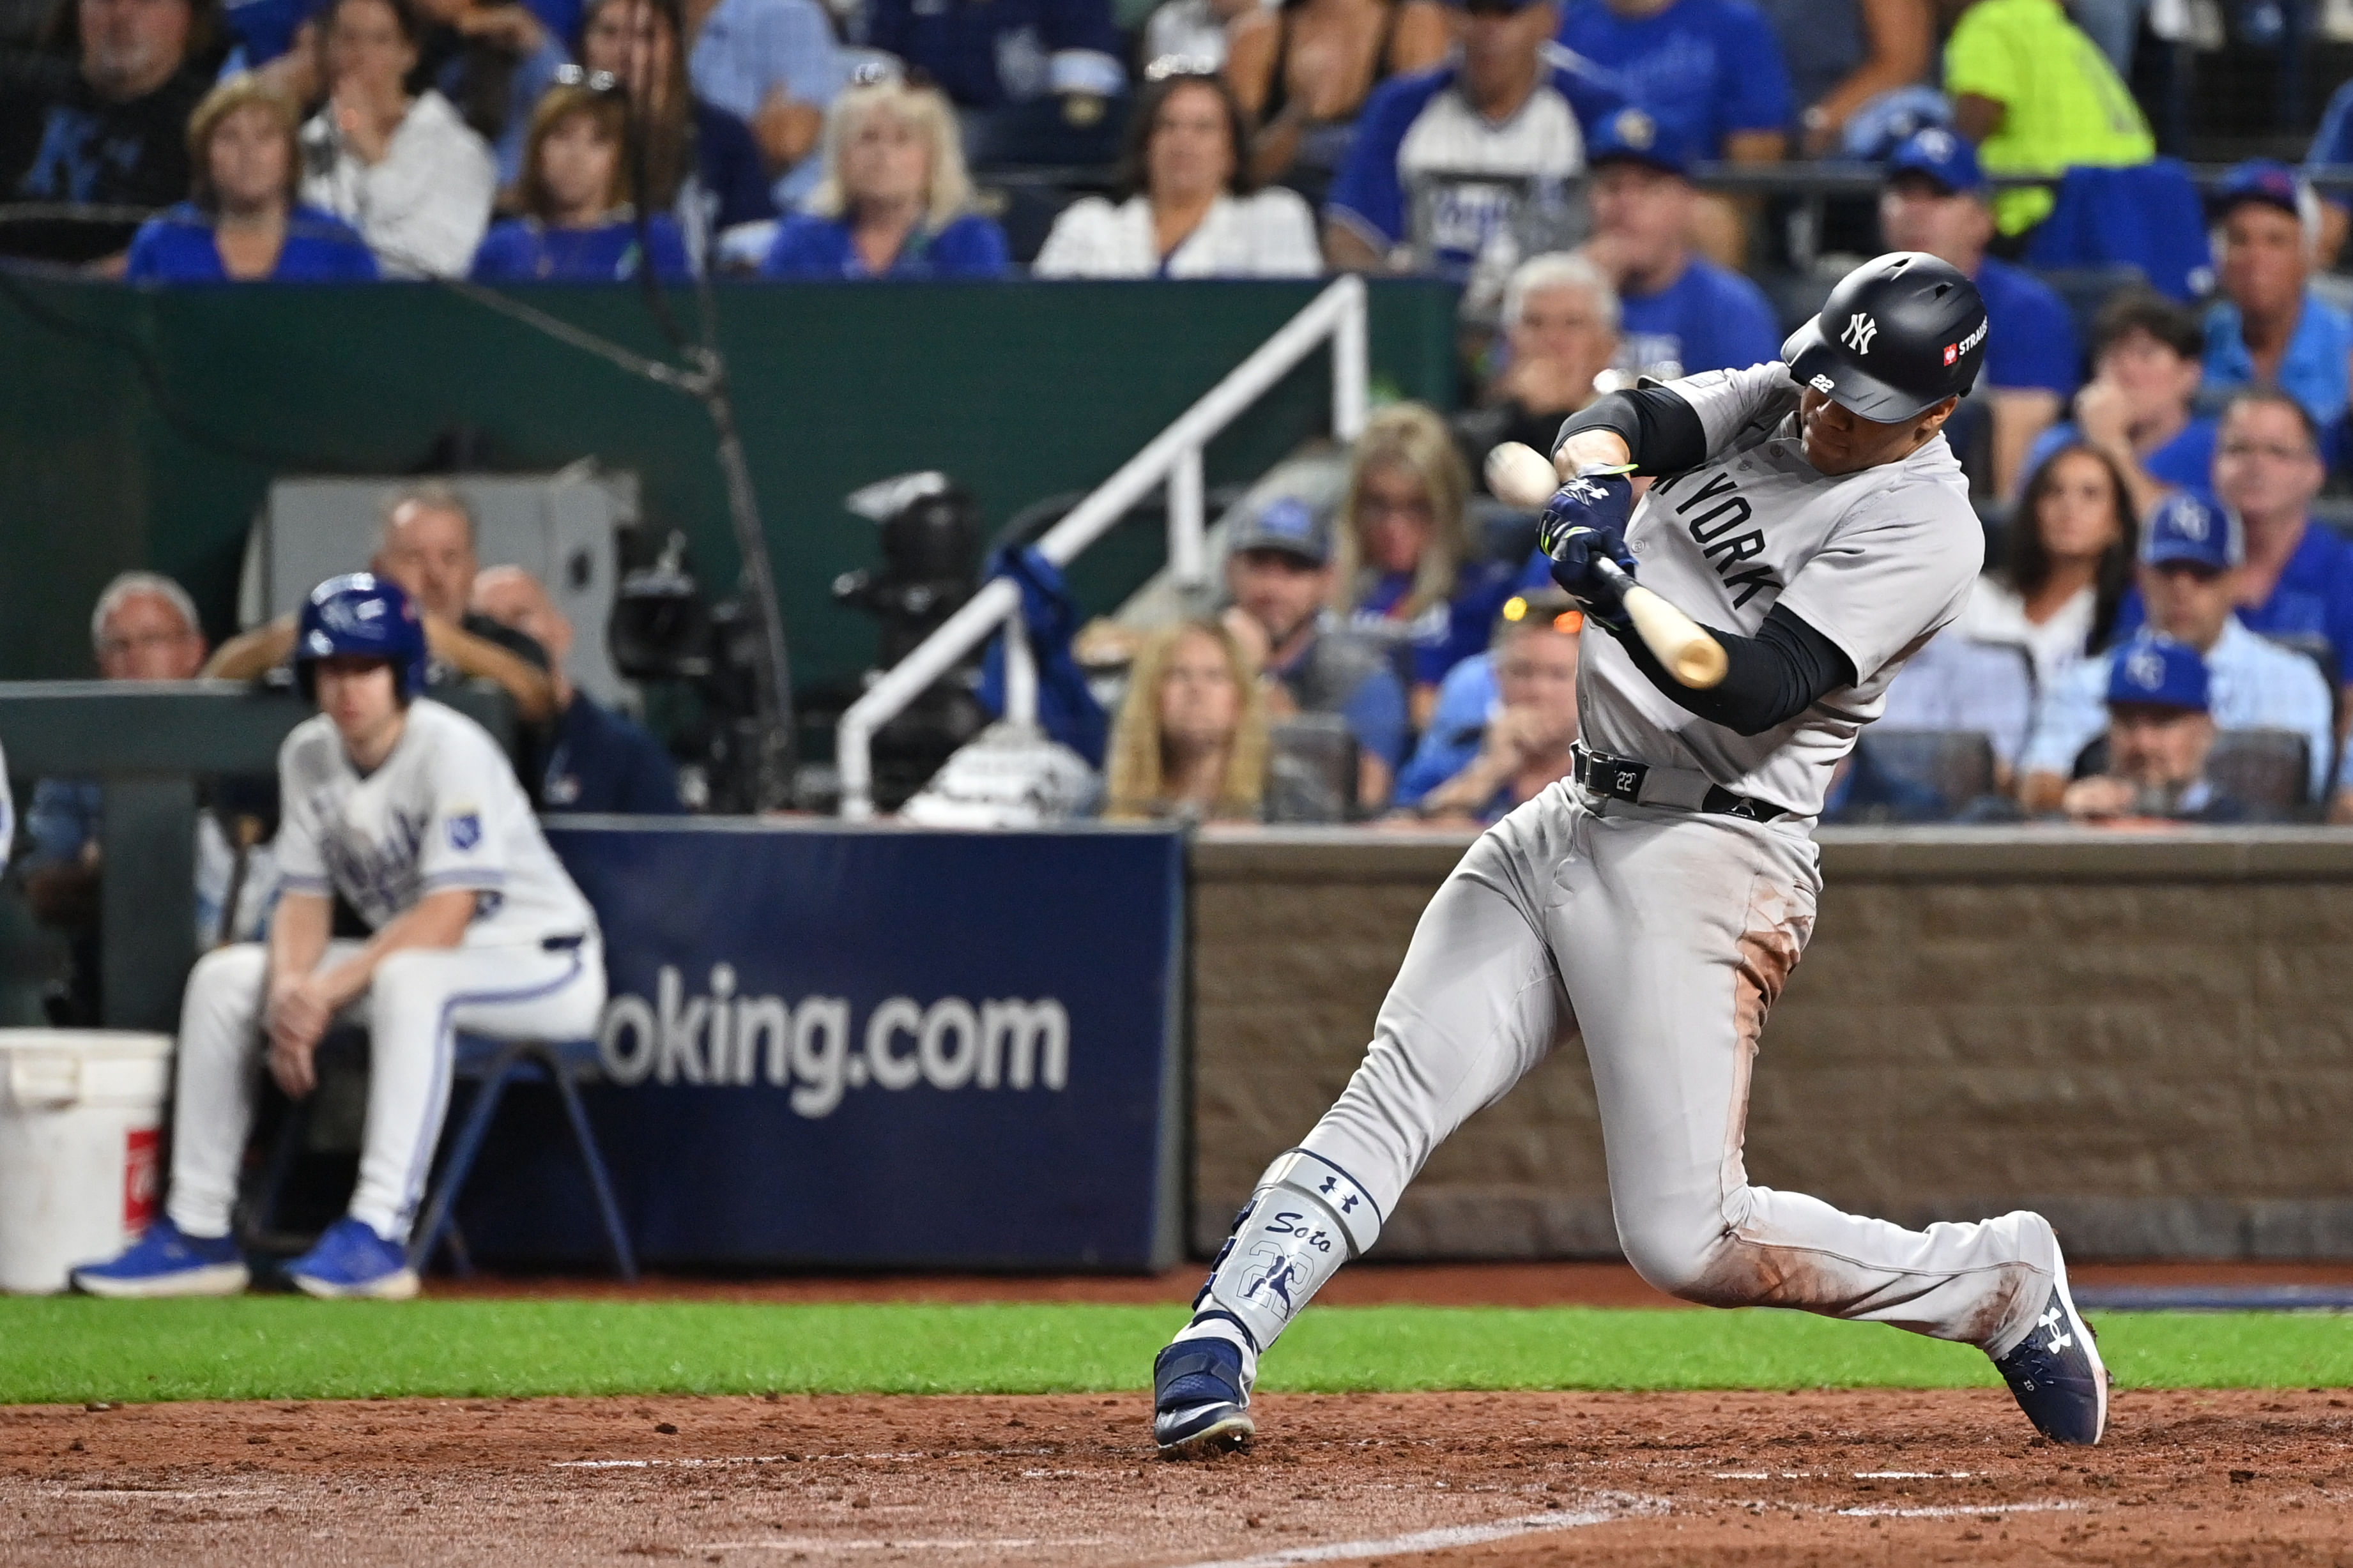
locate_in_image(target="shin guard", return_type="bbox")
[1193,1148,1383,1356]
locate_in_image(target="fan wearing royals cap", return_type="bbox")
[1578,107,1782,383]
[2060,634,2251,823]
[73,574,604,1302]
[2020,491,2334,814]
[1876,127,2078,496]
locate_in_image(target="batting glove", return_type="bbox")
[1538,467,1639,625]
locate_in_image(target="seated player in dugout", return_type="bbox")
[73,574,604,1301]
[206,483,559,729]
[1155,251,2110,1459]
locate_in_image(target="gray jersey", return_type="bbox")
[1575,361,1984,818]
[276,698,597,947]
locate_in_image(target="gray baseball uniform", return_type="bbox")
[1181,362,2064,1382]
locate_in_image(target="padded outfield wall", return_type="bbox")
[0,276,1458,687]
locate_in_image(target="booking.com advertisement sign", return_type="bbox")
[455,821,1188,1270]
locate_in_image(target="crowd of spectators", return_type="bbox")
[16,0,2353,839]
[3,0,2350,314]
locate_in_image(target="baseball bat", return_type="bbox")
[1591,558,1730,690]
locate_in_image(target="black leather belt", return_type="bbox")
[1571,744,1787,823]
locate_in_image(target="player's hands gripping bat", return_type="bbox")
[1486,442,1731,691]
[1533,468,1640,616]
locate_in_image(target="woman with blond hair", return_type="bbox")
[470,83,692,280]
[759,75,1008,280]
[1335,402,1522,725]
[127,76,379,282]
[1103,621,1269,821]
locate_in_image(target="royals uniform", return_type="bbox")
[165,699,604,1246]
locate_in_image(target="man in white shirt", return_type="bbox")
[73,574,604,1302]
[2020,491,2334,811]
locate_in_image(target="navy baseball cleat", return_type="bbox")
[1991,1268,2107,1445]
[284,1217,420,1301]
[1153,1338,1253,1456]
[71,1217,250,1298]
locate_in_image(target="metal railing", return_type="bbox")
[834,273,1370,819]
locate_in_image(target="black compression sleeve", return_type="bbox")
[1554,386,1708,476]
[1604,603,1858,736]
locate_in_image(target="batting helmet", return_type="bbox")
[1782,252,1988,422]
[294,572,429,703]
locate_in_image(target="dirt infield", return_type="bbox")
[7,1387,2352,1565]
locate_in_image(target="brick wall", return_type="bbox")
[1190,829,2353,1260]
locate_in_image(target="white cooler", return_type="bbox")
[0,1030,173,1294]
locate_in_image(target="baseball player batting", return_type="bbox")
[1154,252,2106,1456]
[74,573,604,1301]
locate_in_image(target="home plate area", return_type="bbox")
[6,1389,2352,1565]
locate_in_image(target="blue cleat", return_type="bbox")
[1153,1337,1254,1456]
[71,1218,250,1298]
[1991,1260,2107,1445]
[284,1217,419,1301]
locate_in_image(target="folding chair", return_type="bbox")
[250,1031,636,1281]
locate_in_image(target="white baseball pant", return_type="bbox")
[1195,781,2057,1366]
[165,938,606,1244]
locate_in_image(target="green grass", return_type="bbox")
[0,1299,2345,1406]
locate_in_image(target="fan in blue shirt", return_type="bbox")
[471,84,695,281]
[688,0,845,210]
[124,79,379,283]
[2304,79,2353,268]
[2113,390,2353,694]
[760,77,1009,278]
[2202,160,2353,468]
[2018,286,2218,513]
[1880,128,2079,494]
[1556,0,1792,161]
[1582,108,1780,379]
[1324,0,1630,275]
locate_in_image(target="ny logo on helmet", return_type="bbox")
[1840,313,1878,354]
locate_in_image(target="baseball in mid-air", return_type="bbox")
[1484,441,1562,510]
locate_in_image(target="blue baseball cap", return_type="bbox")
[2212,158,2302,220]
[1227,494,1330,565]
[2106,634,2211,713]
[1586,108,1690,178]
[2140,491,2243,573]
[1885,128,1985,196]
